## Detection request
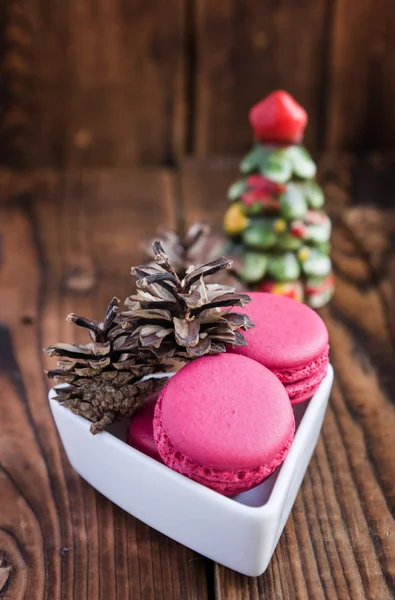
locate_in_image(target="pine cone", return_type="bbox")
[141,222,217,275]
[122,242,254,360]
[142,221,245,290]
[45,298,165,434]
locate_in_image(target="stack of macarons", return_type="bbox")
[127,292,329,496]
[229,292,329,404]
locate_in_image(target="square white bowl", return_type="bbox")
[49,364,333,577]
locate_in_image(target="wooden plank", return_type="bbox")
[0,0,186,168]
[179,157,239,227]
[179,156,395,599]
[0,0,35,167]
[326,0,395,150]
[0,168,208,600]
[193,0,329,156]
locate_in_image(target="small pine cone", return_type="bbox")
[45,297,168,434]
[141,221,245,289]
[55,375,166,434]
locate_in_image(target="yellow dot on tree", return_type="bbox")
[298,247,310,262]
[224,203,249,236]
[274,219,287,233]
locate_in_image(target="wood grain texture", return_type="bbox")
[326,0,395,150]
[0,0,35,167]
[193,0,329,155]
[1,159,395,599]
[0,169,208,600]
[179,156,395,600]
[0,0,186,168]
[2,1,395,169]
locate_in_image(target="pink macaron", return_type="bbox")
[229,292,329,404]
[127,392,163,462]
[153,354,295,496]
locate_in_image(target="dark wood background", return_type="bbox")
[1,3,395,599]
[1,0,395,170]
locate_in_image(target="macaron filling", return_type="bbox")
[282,365,329,403]
[272,346,329,383]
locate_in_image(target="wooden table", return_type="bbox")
[0,156,394,600]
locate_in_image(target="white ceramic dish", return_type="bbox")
[49,364,333,577]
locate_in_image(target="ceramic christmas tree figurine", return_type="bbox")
[223,90,334,308]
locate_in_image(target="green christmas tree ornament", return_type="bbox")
[223,90,334,308]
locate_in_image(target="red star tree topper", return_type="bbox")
[249,91,308,145]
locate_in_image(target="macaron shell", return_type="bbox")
[127,393,163,462]
[154,396,295,496]
[157,354,294,471]
[230,292,329,371]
